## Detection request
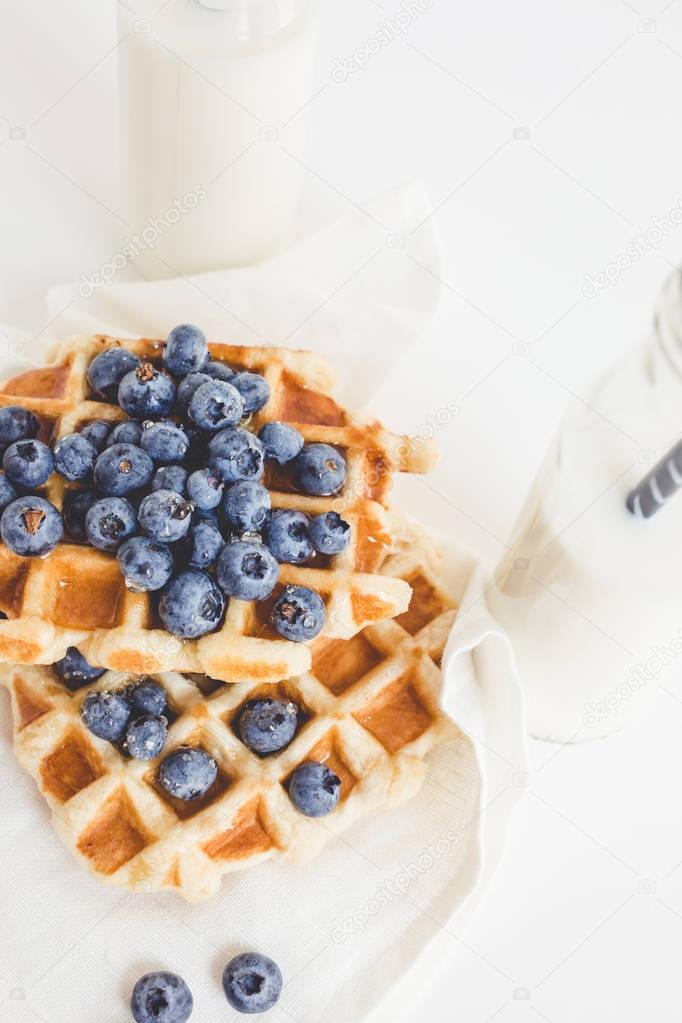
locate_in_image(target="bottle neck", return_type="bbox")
[654,269,682,378]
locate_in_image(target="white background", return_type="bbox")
[3,1,682,1021]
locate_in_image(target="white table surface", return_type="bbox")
[3,2,682,1021]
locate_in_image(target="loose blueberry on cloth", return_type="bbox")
[130,952,283,1019]
[131,971,193,1023]
[222,952,283,1014]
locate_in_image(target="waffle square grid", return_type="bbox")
[0,525,458,902]
[0,334,437,684]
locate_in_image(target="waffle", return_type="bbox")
[0,334,437,684]
[0,522,458,901]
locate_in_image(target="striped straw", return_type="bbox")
[626,438,682,518]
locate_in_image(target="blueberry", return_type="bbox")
[81,689,131,742]
[93,443,154,496]
[118,536,174,591]
[207,428,264,483]
[188,380,244,432]
[193,506,220,526]
[63,489,96,541]
[3,439,53,488]
[152,465,188,495]
[130,679,167,717]
[263,510,313,564]
[216,541,279,601]
[186,468,223,510]
[85,496,137,552]
[52,647,105,690]
[222,953,283,1015]
[181,517,225,570]
[126,714,168,760]
[108,420,143,447]
[131,971,194,1023]
[87,348,140,400]
[138,489,193,543]
[258,422,303,465]
[163,324,208,378]
[1,496,63,556]
[79,420,111,453]
[0,406,39,447]
[0,473,17,512]
[231,371,270,415]
[176,371,211,413]
[222,481,271,534]
[237,698,298,755]
[119,363,176,420]
[270,585,325,642]
[293,443,346,496]
[309,511,351,555]
[158,570,226,638]
[141,421,190,464]
[158,746,217,800]
[53,433,97,482]
[204,360,235,382]
[184,424,208,464]
[288,761,341,817]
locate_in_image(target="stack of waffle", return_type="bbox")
[0,335,459,901]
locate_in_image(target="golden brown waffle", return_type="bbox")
[0,522,458,901]
[0,334,437,684]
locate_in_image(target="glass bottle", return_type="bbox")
[488,270,682,741]
[117,0,321,275]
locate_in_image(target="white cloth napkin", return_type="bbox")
[0,533,527,1023]
[36,181,440,409]
[0,184,528,1023]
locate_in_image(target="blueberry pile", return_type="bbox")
[131,952,283,1021]
[80,678,170,762]
[65,660,341,814]
[75,674,219,800]
[0,325,353,644]
[79,682,340,815]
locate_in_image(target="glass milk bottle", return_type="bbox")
[117,0,320,276]
[488,270,682,742]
